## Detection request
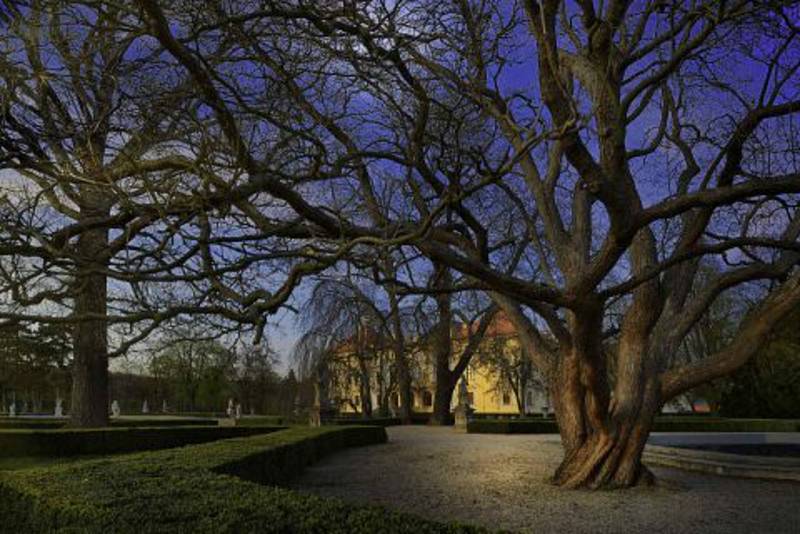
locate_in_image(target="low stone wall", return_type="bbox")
[644,432,800,482]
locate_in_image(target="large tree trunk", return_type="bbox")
[394,351,414,423]
[430,372,455,425]
[429,265,454,426]
[388,312,413,422]
[358,355,373,418]
[513,377,526,414]
[549,300,660,489]
[552,399,657,489]
[383,266,414,423]
[70,219,109,428]
[551,361,660,489]
[374,354,390,417]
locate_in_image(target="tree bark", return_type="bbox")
[357,353,373,418]
[69,218,110,428]
[552,399,657,489]
[430,364,456,425]
[394,350,414,422]
[387,277,414,423]
[430,264,454,425]
[550,355,660,489]
[547,299,661,489]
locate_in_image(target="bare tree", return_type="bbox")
[0,0,211,425]
[477,336,541,415]
[128,0,800,490]
[293,270,421,418]
[1,0,327,426]
[427,263,497,425]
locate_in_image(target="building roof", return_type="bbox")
[332,311,519,355]
[453,311,517,340]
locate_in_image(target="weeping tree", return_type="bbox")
[137,0,800,489]
[292,274,419,418]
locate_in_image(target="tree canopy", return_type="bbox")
[2,0,800,488]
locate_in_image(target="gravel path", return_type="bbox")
[291,426,800,533]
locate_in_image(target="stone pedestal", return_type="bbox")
[309,405,337,427]
[309,363,337,426]
[454,404,469,431]
[454,379,472,431]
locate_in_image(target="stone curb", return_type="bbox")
[643,444,800,482]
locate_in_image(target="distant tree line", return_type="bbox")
[0,323,71,413]
[719,307,800,419]
[1,324,306,416]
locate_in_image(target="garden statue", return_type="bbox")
[454,379,471,430]
[8,402,16,417]
[235,403,242,420]
[54,398,63,418]
[111,400,121,418]
[310,362,336,426]
[226,398,235,418]
[162,399,168,413]
[142,400,149,414]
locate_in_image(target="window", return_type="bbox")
[502,392,511,406]
[422,390,432,407]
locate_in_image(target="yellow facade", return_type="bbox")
[332,326,550,416]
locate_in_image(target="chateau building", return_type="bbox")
[330,313,551,417]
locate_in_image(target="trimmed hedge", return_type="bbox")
[467,419,558,434]
[0,419,65,430]
[0,425,282,458]
[334,414,438,425]
[330,414,450,426]
[0,426,481,533]
[109,417,220,427]
[172,412,287,420]
[235,415,286,426]
[0,416,220,430]
[467,417,800,434]
[651,417,800,433]
[332,417,402,427]
[469,413,550,420]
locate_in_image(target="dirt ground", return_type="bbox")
[291,426,800,533]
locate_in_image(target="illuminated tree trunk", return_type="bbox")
[551,357,659,489]
[69,208,110,428]
[549,289,662,489]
